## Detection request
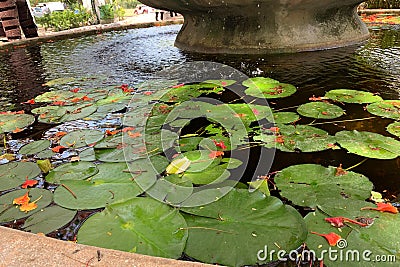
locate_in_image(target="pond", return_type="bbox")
[0,23,400,266]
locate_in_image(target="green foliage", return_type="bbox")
[99,4,115,19]
[36,5,92,31]
[366,0,400,8]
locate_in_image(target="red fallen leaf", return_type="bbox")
[81,95,93,101]
[39,113,47,119]
[70,88,81,93]
[23,99,35,105]
[267,127,280,133]
[128,131,142,138]
[13,191,30,205]
[121,85,134,93]
[143,91,153,96]
[70,97,82,103]
[310,232,342,246]
[213,140,227,150]
[325,217,368,228]
[172,83,184,88]
[221,81,228,86]
[321,111,329,115]
[21,179,38,189]
[335,164,348,176]
[105,129,121,136]
[209,151,224,159]
[361,202,398,214]
[252,108,260,116]
[52,101,66,106]
[52,145,67,153]
[275,135,285,144]
[121,127,135,132]
[309,95,325,101]
[12,127,23,133]
[55,131,68,138]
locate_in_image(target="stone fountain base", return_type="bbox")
[138,1,369,54]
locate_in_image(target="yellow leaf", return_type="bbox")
[166,157,191,174]
[19,202,38,213]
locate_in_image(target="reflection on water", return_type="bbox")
[0,24,399,192]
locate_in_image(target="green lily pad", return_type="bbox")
[77,197,188,258]
[297,102,345,119]
[95,90,131,106]
[255,124,336,152]
[34,90,85,103]
[159,84,203,103]
[325,89,383,104]
[181,189,307,267]
[0,162,41,191]
[44,77,76,86]
[367,100,400,120]
[387,122,400,137]
[45,162,98,184]
[146,175,194,205]
[183,166,230,185]
[272,112,300,124]
[305,199,400,267]
[22,205,77,234]
[274,164,373,208]
[32,104,97,124]
[0,188,53,222]
[202,79,236,87]
[336,130,400,159]
[19,140,51,155]
[95,143,147,162]
[60,129,104,148]
[0,113,35,134]
[244,82,297,99]
[242,77,280,88]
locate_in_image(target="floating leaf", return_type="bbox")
[272,112,300,124]
[244,82,296,99]
[44,77,76,86]
[336,130,400,159]
[77,197,188,258]
[181,189,307,267]
[0,162,41,191]
[0,188,53,222]
[387,121,400,137]
[0,113,35,134]
[60,129,104,148]
[275,164,373,208]
[367,100,400,120]
[242,77,280,88]
[45,162,98,184]
[146,175,194,205]
[166,157,191,174]
[37,159,52,173]
[19,140,51,155]
[182,165,230,185]
[255,124,336,152]
[22,205,77,234]
[325,89,383,104]
[202,79,236,87]
[34,90,85,103]
[297,102,345,119]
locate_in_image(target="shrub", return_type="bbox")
[36,5,92,31]
[366,0,400,8]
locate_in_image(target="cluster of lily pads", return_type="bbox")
[0,76,399,267]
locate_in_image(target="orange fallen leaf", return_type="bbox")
[325,217,368,228]
[23,99,35,105]
[52,145,67,153]
[55,131,68,138]
[267,127,280,133]
[310,232,342,246]
[52,101,66,106]
[21,179,38,189]
[105,129,121,136]
[128,131,142,138]
[143,91,153,96]
[275,135,285,144]
[70,88,80,93]
[361,202,398,214]
[13,191,30,205]
[121,127,135,132]
[81,95,93,101]
[234,113,247,118]
[12,127,23,133]
[335,164,348,176]
[19,202,38,213]
[172,83,185,88]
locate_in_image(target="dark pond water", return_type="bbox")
[0,24,400,195]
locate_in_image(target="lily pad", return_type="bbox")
[146,175,194,205]
[0,188,53,222]
[244,83,296,99]
[274,164,373,208]
[181,189,307,267]
[45,162,98,184]
[183,166,230,185]
[32,104,97,124]
[336,130,400,159]
[22,205,77,234]
[0,162,41,191]
[242,77,280,88]
[297,102,345,119]
[77,197,188,258]
[325,89,383,104]
[202,79,236,87]
[387,122,400,137]
[44,77,76,86]
[0,113,35,134]
[60,129,104,148]
[34,90,85,103]
[255,124,336,152]
[272,112,300,124]
[19,140,51,155]
[367,100,400,120]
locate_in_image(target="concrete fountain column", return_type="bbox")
[139,0,369,54]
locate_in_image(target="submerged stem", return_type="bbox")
[345,158,368,171]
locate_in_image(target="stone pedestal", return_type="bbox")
[138,0,369,54]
